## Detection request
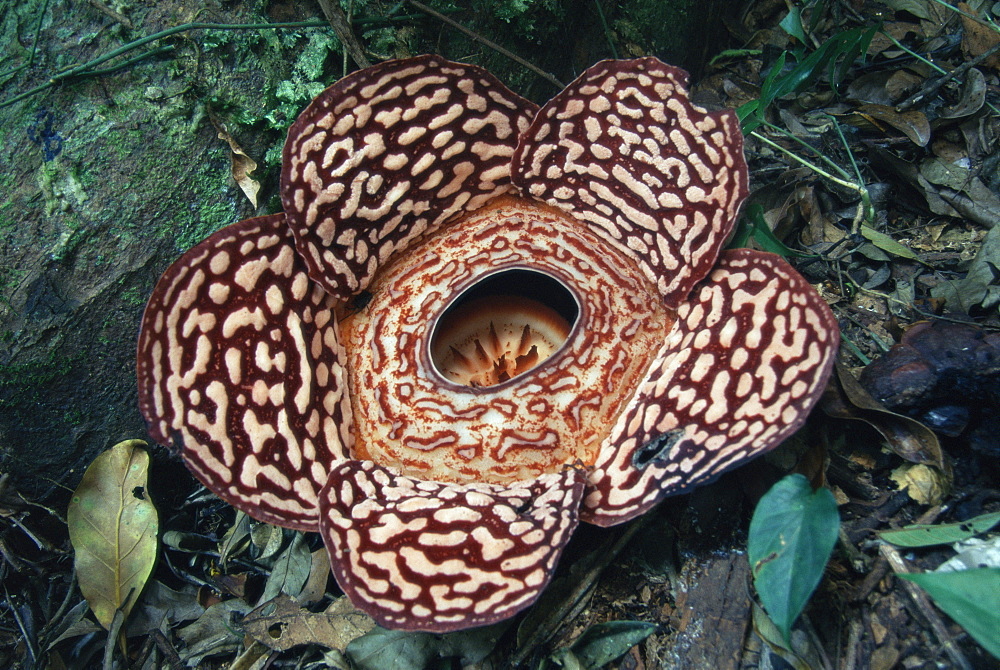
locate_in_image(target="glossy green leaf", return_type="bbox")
[346,622,505,670]
[740,25,878,133]
[67,439,159,630]
[748,474,839,643]
[860,225,923,262]
[564,621,657,669]
[881,512,1000,548]
[729,204,816,257]
[779,7,806,42]
[900,569,1000,659]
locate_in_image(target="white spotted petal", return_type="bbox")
[582,249,839,525]
[137,214,353,531]
[281,54,539,302]
[512,57,748,307]
[318,461,586,632]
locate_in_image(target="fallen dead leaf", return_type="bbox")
[212,118,261,208]
[958,3,1000,70]
[67,440,159,631]
[890,463,947,505]
[242,594,375,652]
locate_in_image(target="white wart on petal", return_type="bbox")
[136,215,352,531]
[319,461,586,632]
[512,57,748,307]
[281,54,538,301]
[582,249,839,525]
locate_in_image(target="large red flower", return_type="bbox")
[137,55,838,632]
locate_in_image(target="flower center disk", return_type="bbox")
[339,196,673,485]
[432,278,574,387]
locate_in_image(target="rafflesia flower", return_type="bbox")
[137,55,838,632]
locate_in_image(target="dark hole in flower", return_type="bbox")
[632,429,684,469]
[430,270,579,387]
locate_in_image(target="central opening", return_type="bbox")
[430,269,579,387]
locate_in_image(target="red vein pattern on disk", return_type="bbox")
[137,55,838,632]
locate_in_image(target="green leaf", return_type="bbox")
[566,621,657,669]
[748,474,839,643]
[900,569,1000,659]
[729,204,817,257]
[881,512,1000,548]
[67,439,159,631]
[346,622,505,670]
[779,7,806,42]
[741,25,878,133]
[860,225,923,262]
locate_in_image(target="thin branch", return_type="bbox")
[0,20,329,109]
[406,0,564,89]
[316,0,371,69]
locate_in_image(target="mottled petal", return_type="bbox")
[137,215,352,531]
[281,55,539,301]
[513,58,748,307]
[319,461,586,632]
[582,249,838,525]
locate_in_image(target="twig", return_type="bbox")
[592,0,618,59]
[0,20,329,109]
[316,0,371,69]
[896,42,1000,112]
[406,0,565,89]
[87,0,134,30]
[879,542,973,670]
[509,515,651,666]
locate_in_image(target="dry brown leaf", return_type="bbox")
[213,122,261,208]
[242,594,375,652]
[958,3,1000,70]
[850,104,931,146]
[890,463,948,505]
[821,364,951,482]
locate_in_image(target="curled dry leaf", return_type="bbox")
[931,227,1000,313]
[242,594,375,652]
[890,463,948,505]
[958,2,1000,70]
[67,439,159,630]
[821,364,951,481]
[214,122,261,208]
[850,103,930,146]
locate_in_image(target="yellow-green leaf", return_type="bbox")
[68,439,159,630]
[860,225,923,262]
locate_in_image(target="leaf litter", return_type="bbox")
[4,0,1000,667]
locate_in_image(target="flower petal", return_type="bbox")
[281,55,538,301]
[512,57,748,306]
[137,215,352,531]
[582,249,839,525]
[318,461,586,632]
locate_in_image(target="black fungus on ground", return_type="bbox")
[860,321,1000,457]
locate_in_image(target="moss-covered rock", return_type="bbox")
[0,0,726,498]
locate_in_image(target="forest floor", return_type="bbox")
[1,0,998,668]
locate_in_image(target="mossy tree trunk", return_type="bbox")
[0,0,731,498]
